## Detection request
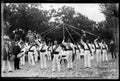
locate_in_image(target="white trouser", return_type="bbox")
[20,54,25,65]
[79,49,84,58]
[47,51,51,60]
[76,50,80,59]
[90,49,94,60]
[91,52,94,60]
[61,51,67,61]
[28,52,35,66]
[34,51,38,62]
[102,50,108,61]
[66,50,73,69]
[40,52,47,68]
[96,49,101,63]
[2,60,12,72]
[84,50,91,67]
[52,54,60,72]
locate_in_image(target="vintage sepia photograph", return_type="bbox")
[1,3,119,79]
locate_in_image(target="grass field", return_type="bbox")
[1,54,119,79]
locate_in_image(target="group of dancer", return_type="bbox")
[2,30,116,73]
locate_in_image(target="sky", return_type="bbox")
[40,3,105,23]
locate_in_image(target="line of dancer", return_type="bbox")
[2,30,116,73]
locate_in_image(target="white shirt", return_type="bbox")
[47,46,53,51]
[90,44,95,52]
[24,43,29,50]
[39,43,48,51]
[21,47,26,53]
[88,43,92,50]
[59,50,67,56]
[83,43,89,49]
[99,43,103,49]
[18,42,22,48]
[62,42,76,54]
[28,45,36,52]
[94,42,100,48]
[101,43,108,50]
[53,45,62,52]
[62,42,74,49]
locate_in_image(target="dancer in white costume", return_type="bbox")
[81,39,92,68]
[20,42,26,65]
[101,40,108,62]
[35,39,48,68]
[52,40,62,72]
[47,42,52,61]
[34,44,39,62]
[94,37,101,64]
[28,43,36,66]
[62,38,75,70]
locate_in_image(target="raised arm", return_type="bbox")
[106,44,108,51]
[62,38,67,46]
[94,38,98,43]
[80,38,85,46]
[35,39,40,46]
[72,44,75,54]
[94,36,99,43]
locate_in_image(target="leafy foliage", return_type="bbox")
[3,3,97,42]
[99,3,119,41]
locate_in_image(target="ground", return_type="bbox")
[1,54,119,79]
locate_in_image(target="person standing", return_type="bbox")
[102,40,109,62]
[35,39,48,68]
[34,44,39,62]
[99,40,103,63]
[12,41,21,70]
[94,37,101,64]
[78,41,85,59]
[62,38,75,70]
[90,41,95,60]
[52,40,62,72]
[75,42,81,60]
[59,44,68,65]
[18,41,24,65]
[81,39,92,68]
[27,42,36,67]
[2,42,13,73]
[47,42,52,61]
[24,41,29,61]
[109,40,116,60]
[87,41,94,60]
[20,42,26,65]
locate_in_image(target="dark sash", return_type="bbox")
[103,44,107,50]
[65,43,72,51]
[53,45,59,54]
[94,43,100,49]
[28,45,34,52]
[94,43,100,53]
[47,46,51,51]
[76,45,80,53]
[86,43,92,55]
[40,44,46,52]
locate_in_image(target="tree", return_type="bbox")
[49,6,96,42]
[3,3,52,39]
[3,3,98,43]
[99,3,119,51]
